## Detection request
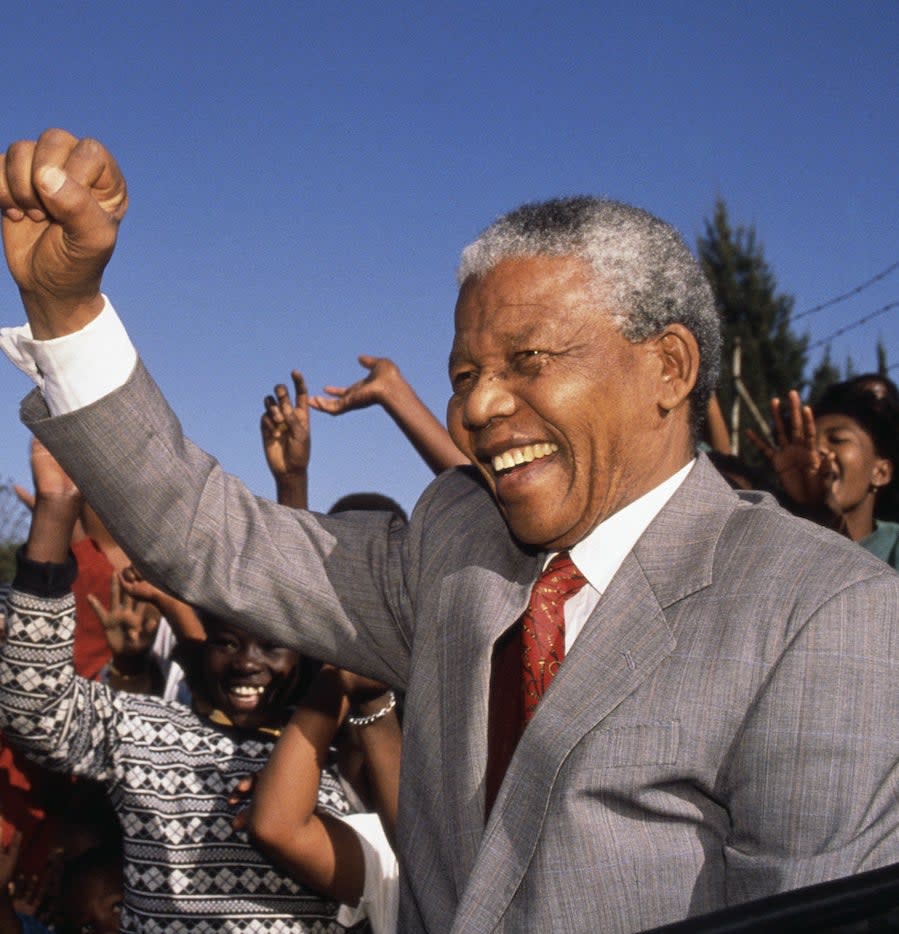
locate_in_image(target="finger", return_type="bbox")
[263,393,288,436]
[260,412,279,438]
[141,605,161,633]
[13,485,35,511]
[770,397,787,445]
[2,139,47,219]
[291,370,308,409]
[801,403,817,450]
[308,395,343,414]
[109,574,123,608]
[86,593,106,618]
[357,355,379,370]
[786,390,803,442]
[275,383,295,417]
[121,564,143,583]
[0,151,26,220]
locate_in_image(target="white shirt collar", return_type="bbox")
[564,459,695,596]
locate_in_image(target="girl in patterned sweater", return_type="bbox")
[0,440,374,933]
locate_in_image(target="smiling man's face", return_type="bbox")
[448,254,690,550]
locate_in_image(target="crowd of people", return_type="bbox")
[0,128,896,933]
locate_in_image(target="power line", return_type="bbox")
[794,259,899,322]
[808,300,898,350]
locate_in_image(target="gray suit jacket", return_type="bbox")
[23,362,899,933]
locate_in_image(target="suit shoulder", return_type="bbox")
[728,488,895,580]
[410,465,498,529]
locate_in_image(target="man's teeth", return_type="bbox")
[492,442,558,473]
[230,685,265,697]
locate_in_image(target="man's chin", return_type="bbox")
[503,509,574,552]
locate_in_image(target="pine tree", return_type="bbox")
[697,198,808,450]
[876,339,889,376]
[806,346,842,406]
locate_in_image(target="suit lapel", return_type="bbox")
[438,548,541,895]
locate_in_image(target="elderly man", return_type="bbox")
[1,130,897,933]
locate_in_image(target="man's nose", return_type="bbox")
[461,373,517,429]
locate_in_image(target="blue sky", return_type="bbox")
[1,1,896,516]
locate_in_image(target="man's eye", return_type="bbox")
[514,349,549,370]
[451,370,476,391]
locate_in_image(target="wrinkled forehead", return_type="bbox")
[450,258,610,366]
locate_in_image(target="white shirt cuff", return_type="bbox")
[0,296,137,416]
[335,811,399,934]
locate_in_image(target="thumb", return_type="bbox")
[36,165,118,252]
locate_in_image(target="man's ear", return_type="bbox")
[653,324,699,412]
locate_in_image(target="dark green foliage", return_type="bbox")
[698,198,809,439]
[0,482,29,582]
[806,346,842,407]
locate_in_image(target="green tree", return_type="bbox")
[806,345,842,406]
[0,482,29,583]
[876,338,889,376]
[697,198,808,450]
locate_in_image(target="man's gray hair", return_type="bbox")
[457,196,721,428]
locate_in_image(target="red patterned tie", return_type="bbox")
[485,551,588,817]
[520,551,587,724]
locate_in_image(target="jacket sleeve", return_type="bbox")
[21,360,423,688]
[0,560,124,784]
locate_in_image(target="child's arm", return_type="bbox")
[309,355,468,475]
[339,673,401,848]
[0,439,123,783]
[236,665,366,905]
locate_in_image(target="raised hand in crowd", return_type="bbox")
[23,438,81,564]
[87,576,164,696]
[261,369,310,509]
[746,389,831,512]
[119,565,206,645]
[309,355,467,475]
[88,575,160,659]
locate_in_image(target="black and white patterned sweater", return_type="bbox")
[0,584,370,934]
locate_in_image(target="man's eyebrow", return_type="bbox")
[448,346,469,370]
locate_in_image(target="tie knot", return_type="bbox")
[534,551,587,600]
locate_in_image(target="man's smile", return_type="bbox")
[490,441,559,474]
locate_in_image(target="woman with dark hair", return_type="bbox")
[750,381,899,568]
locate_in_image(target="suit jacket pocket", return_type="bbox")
[579,719,680,769]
